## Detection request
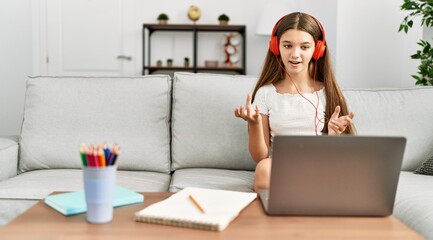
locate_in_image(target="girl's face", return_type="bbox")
[279,29,315,76]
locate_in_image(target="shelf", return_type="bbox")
[143,66,244,74]
[142,23,246,75]
[144,24,246,33]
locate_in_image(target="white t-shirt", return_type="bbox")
[254,84,326,143]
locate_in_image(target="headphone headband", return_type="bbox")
[310,15,326,44]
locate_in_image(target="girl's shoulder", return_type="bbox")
[256,84,275,94]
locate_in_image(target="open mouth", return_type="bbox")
[289,61,301,65]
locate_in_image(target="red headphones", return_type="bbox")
[269,13,326,60]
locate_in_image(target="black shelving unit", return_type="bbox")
[142,24,246,75]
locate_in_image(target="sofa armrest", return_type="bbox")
[0,136,19,181]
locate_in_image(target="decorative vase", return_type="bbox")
[187,6,201,24]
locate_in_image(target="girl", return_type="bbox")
[234,12,355,191]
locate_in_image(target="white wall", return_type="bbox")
[0,0,427,135]
[0,0,32,136]
[425,25,433,44]
[336,0,422,88]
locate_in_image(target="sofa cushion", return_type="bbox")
[20,76,171,173]
[0,138,18,181]
[343,87,433,171]
[169,168,254,192]
[0,199,38,227]
[171,73,257,171]
[394,171,433,239]
[414,155,433,175]
[0,169,171,199]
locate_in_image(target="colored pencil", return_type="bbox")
[103,143,110,165]
[79,144,87,167]
[80,143,120,167]
[98,146,106,167]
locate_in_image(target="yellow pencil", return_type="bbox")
[188,194,205,214]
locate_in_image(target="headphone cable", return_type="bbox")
[276,58,325,136]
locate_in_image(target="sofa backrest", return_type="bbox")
[19,74,433,174]
[343,87,433,171]
[19,76,171,173]
[171,72,257,171]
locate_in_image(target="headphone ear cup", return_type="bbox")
[312,40,326,60]
[269,36,280,56]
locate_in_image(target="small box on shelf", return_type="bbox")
[204,60,218,68]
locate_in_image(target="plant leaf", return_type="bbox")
[408,20,414,27]
[412,75,422,81]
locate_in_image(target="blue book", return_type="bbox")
[44,186,144,216]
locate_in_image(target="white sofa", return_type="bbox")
[0,73,432,239]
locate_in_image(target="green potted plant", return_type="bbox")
[166,58,173,67]
[156,60,162,67]
[218,14,230,25]
[184,57,190,67]
[157,13,169,24]
[399,0,433,86]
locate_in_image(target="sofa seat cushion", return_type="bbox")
[0,169,171,199]
[20,76,172,173]
[169,168,254,192]
[394,171,433,239]
[0,138,18,181]
[0,199,38,226]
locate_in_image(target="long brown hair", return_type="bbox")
[252,12,355,135]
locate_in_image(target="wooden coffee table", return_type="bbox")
[0,192,423,239]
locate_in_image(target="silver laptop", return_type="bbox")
[259,135,406,216]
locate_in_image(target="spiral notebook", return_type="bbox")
[134,187,257,231]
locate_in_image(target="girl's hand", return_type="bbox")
[328,106,354,135]
[234,94,262,124]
